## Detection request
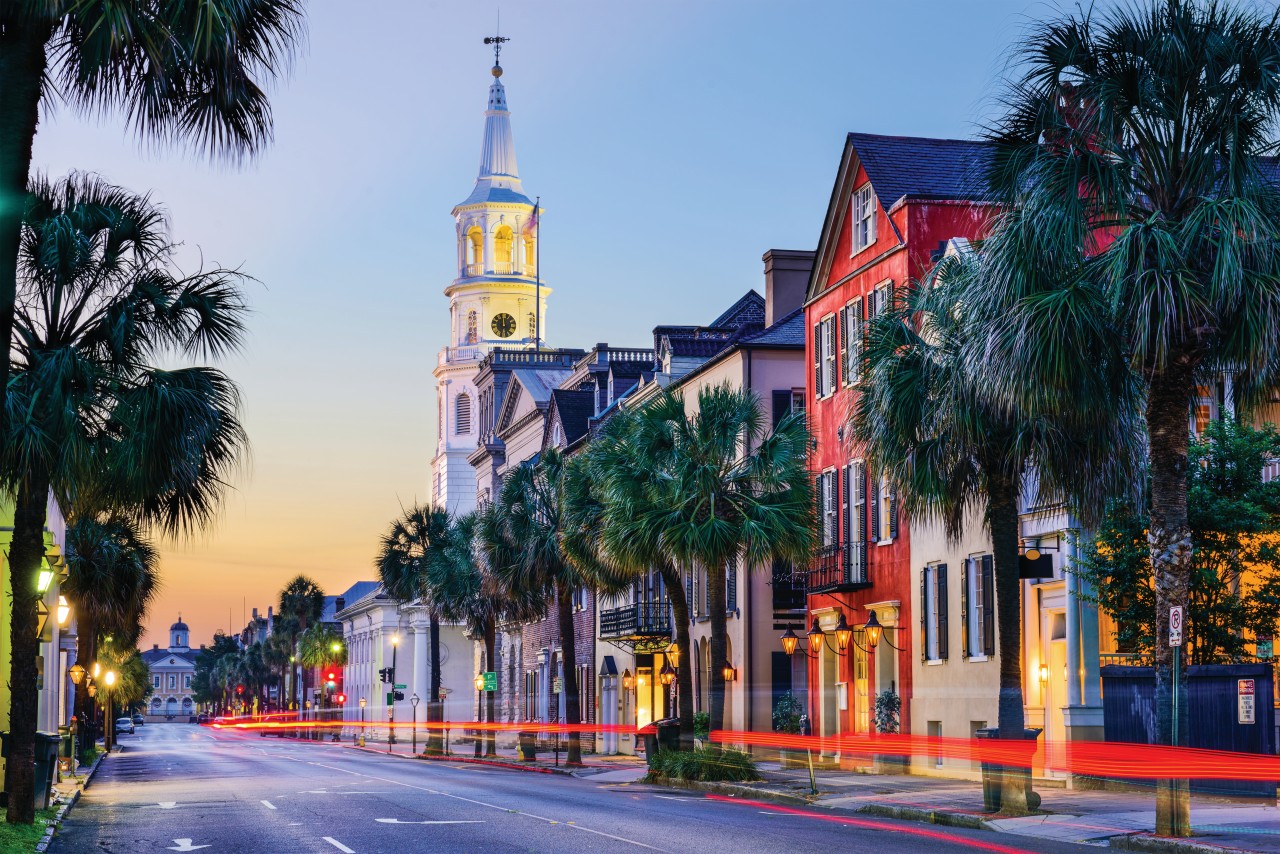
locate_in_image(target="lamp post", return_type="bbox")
[358,696,367,747]
[388,635,399,746]
[103,670,117,752]
[410,693,420,755]
[474,672,485,758]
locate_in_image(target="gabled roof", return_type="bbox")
[496,368,573,436]
[321,580,380,622]
[708,289,765,328]
[141,648,196,667]
[739,306,805,347]
[544,389,595,448]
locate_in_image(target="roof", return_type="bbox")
[509,368,572,405]
[321,580,381,622]
[848,133,994,209]
[739,306,805,347]
[708,290,765,328]
[141,647,195,666]
[606,360,651,379]
[549,389,595,446]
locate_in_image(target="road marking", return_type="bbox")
[155,802,178,809]
[375,818,485,825]
[261,800,276,809]
[323,838,355,853]
[652,795,709,803]
[166,840,210,852]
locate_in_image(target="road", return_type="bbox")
[53,724,1093,854]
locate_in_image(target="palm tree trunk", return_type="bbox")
[555,582,583,765]
[428,616,443,754]
[74,619,98,755]
[707,562,728,737]
[5,468,52,824]
[0,20,50,449]
[988,469,1033,815]
[483,616,497,757]
[660,566,696,750]
[1148,362,1195,837]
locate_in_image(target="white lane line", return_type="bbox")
[322,838,355,853]
[325,766,672,852]
[261,800,276,809]
[375,818,485,825]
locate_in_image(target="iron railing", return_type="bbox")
[799,542,869,594]
[600,600,672,639]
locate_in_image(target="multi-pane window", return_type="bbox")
[852,184,877,255]
[922,563,949,662]
[184,675,192,689]
[878,475,898,541]
[169,675,177,689]
[813,315,838,398]
[846,461,866,580]
[818,469,838,547]
[963,555,996,659]
[842,298,863,386]
[455,394,472,435]
[153,675,161,688]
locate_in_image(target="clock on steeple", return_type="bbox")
[491,312,516,338]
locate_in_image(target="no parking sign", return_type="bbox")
[1239,679,1256,725]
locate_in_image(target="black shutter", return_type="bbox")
[982,555,995,657]
[869,472,881,543]
[960,559,970,660]
[888,480,899,540]
[686,569,694,621]
[813,323,822,396]
[937,563,949,661]
[772,390,792,429]
[727,561,738,613]
[838,306,848,388]
[919,569,928,663]
[841,463,850,545]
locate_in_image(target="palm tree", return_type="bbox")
[63,516,159,751]
[376,504,450,752]
[613,385,813,737]
[573,405,697,749]
[853,252,1132,813]
[298,624,345,719]
[975,0,1280,833]
[2,174,249,823]
[0,1,305,446]
[262,632,295,711]
[278,575,324,710]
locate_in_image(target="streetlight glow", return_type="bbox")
[57,595,70,626]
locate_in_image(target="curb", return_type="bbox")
[648,777,814,806]
[855,802,991,831]
[1112,833,1255,854]
[35,752,106,852]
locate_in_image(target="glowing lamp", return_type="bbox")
[622,669,634,691]
[359,697,367,709]
[474,672,485,691]
[86,684,97,698]
[391,635,400,647]
[1039,664,1049,682]
[104,670,117,687]
[862,611,884,652]
[666,641,681,669]
[69,664,85,685]
[833,614,853,653]
[659,662,675,686]
[57,596,70,626]
[331,642,342,653]
[722,662,737,682]
[780,627,799,656]
[806,618,824,648]
[36,569,54,593]
[92,662,101,678]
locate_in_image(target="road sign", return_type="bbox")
[394,684,407,690]
[1239,679,1257,724]
[483,671,497,692]
[386,692,394,705]
[1169,606,1183,647]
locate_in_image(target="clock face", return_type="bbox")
[491,312,516,338]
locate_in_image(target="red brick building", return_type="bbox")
[800,133,993,756]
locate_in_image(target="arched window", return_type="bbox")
[524,234,536,276]
[494,225,514,273]
[455,393,472,435]
[465,310,478,345]
[466,227,484,274]
[527,312,537,341]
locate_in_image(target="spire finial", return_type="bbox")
[483,15,509,78]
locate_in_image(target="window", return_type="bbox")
[153,675,161,689]
[818,469,838,547]
[465,310,478,345]
[528,312,537,340]
[727,561,738,613]
[842,298,863,386]
[868,282,893,319]
[770,389,805,429]
[813,315,837,398]
[962,555,996,659]
[922,563,949,662]
[852,184,877,255]
[877,475,898,541]
[846,461,867,582]
[455,394,472,435]
[184,674,192,689]
[168,675,177,689]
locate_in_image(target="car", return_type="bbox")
[115,717,135,735]
[197,714,209,724]
[132,714,144,726]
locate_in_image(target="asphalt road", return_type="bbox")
[52,724,1093,854]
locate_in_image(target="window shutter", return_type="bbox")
[850,298,863,384]
[686,569,694,620]
[920,569,928,663]
[937,563,949,661]
[813,323,822,397]
[704,567,711,615]
[888,480,898,540]
[772,390,792,429]
[727,562,738,613]
[827,471,839,547]
[824,317,837,396]
[982,555,995,657]
[838,307,849,387]
[869,470,880,543]
[960,559,970,660]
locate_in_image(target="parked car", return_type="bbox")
[132,714,144,726]
[115,717,135,735]
[197,714,209,724]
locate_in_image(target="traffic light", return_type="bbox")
[336,693,346,705]
[236,684,244,695]
[393,691,404,701]
[325,670,337,684]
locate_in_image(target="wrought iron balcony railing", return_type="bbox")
[799,542,870,594]
[600,600,672,641]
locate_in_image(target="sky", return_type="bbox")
[29,0,1058,650]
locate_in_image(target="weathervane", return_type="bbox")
[483,23,509,70]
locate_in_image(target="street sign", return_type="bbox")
[386,692,394,705]
[1239,679,1257,725]
[483,671,497,692]
[394,684,407,690]
[1169,606,1183,647]
[552,677,563,694]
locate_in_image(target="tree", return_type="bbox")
[298,623,346,712]
[976,0,1280,833]
[376,504,450,753]
[2,174,248,823]
[1078,417,1280,663]
[576,403,698,749]
[620,385,813,737]
[0,0,304,450]
[277,575,324,709]
[192,632,240,707]
[63,516,159,749]
[261,631,295,710]
[853,252,1130,812]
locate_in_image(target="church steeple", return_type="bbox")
[459,60,531,208]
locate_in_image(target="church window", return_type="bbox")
[527,312,536,340]
[852,183,877,255]
[465,310,478,345]
[494,225,514,272]
[456,394,472,435]
[466,227,484,273]
[523,235,536,275]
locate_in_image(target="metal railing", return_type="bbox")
[464,263,483,277]
[600,600,672,639]
[1099,653,1152,667]
[799,542,868,593]
[439,346,482,365]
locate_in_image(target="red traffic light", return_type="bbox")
[336,694,347,704]
[236,684,244,695]
[326,671,336,682]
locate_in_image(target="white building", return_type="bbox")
[430,54,548,515]
[141,618,197,720]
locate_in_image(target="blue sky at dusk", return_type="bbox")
[30,0,1050,648]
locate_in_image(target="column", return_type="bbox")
[412,618,429,702]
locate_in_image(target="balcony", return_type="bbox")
[464,263,483,277]
[439,346,482,366]
[799,542,870,595]
[600,600,672,651]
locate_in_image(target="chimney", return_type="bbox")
[335,596,346,613]
[252,607,258,620]
[152,644,159,651]
[762,249,815,326]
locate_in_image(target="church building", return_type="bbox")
[142,616,198,720]
[430,47,548,515]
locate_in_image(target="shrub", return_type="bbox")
[773,691,804,734]
[875,689,901,735]
[693,711,710,740]
[645,748,760,783]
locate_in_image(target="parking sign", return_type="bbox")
[1239,679,1256,725]
[1169,606,1183,647]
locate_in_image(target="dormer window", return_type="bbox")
[852,183,877,255]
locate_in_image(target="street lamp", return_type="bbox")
[86,683,97,699]
[69,664,85,686]
[388,635,400,745]
[473,672,485,692]
[410,693,420,755]
[621,669,634,691]
[666,641,681,669]
[103,670,117,752]
[57,596,70,626]
[721,661,737,682]
[659,661,676,686]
